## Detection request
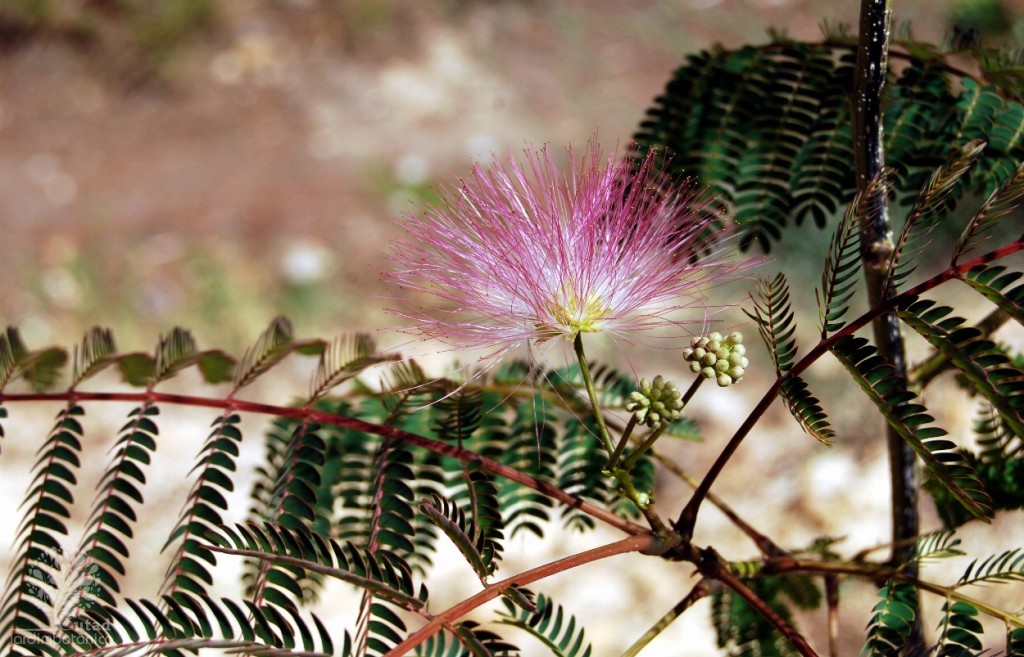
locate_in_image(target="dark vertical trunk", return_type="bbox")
[850,0,923,647]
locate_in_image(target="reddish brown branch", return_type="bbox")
[384,534,654,656]
[0,389,646,536]
[674,239,1024,538]
[697,549,820,657]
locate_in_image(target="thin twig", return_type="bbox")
[826,574,840,657]
[651,448,783,556]
[763,556,1024,627]
[619,579,712,657]
[699,549,820,657]
[384,534,654,656]
[672,238,1024,539]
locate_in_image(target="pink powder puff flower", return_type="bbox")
[386,141,752,362]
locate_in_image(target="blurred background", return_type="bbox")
[1,0,1023,655]
[1,0,1021,351]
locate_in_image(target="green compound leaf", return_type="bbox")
[419,486,503,583]
[454,621,518,657]
[935,601,984,656]
[0,327,68,391]
[883,140,987,296]
[160,413,244,597]
[432,386,483,445]
[957,547,1024,586]
[961,264,1024,327]
[71,326,117,387]
[746,272,799,376]
[0,404,85,650]
[911,529,965,562]
[779,376,835,446]
[895,296,1024,440]
[0,329,17,390]
[71,402,160,610]
[308,333,397,402]
[817,180,866,339]
[830,335,992,521]
[207,523,425,613]
[635,42,1024,251]
[862,580,918,657]
[711,574,808,657]
[496,594,591,657]
[952,160,1024,264]
[81,592,336,654]
[232,316,308,392]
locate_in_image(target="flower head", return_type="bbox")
[386,141,749,361]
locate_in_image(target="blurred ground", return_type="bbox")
[0,0,978,349]
[1,1,1023,655]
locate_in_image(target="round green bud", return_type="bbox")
[690,361,702,374]
[716,347,730,360]
[717,373,733,387]
[732,344,746,356]
[729,366,745,380]
[692,347,707,361]
[682,347,694,359]
[701,366,715,379]
[726,332,743,345]
[707,340,721,353]
[690,336,702,347]
[715,359,730,372]
[701,352,717,366]
[728,351,744,366]
[708,332,723,343]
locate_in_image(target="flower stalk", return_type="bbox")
[573,332,616,455]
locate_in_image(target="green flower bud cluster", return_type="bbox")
[626,375,683,429]
[682,331,748,387]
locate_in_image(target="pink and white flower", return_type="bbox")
[386,141,750,361]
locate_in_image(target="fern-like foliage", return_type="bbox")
[0,326,68,393]
[495,594,591,657]
[488,400,557,539]
[72,403,159,608]
[862,580,919,657]
[935,600,984,655]
[748,274,799,376]
[81,591,336,656]
[208,523,427,613]
[635,40,1024,249]
[747,273,836,444]
[308,333,395,403]
[160,411,243,597]
[830,334,992,520]
[961,264,1024,325]
[952,162,1024,264]
[817,182,866,339]
[957,548,1024,586]
[895,297,1024,438]
[711,575,819,657]
[883,140,986,296]
[420,493,498,583]
[0,403,85,652]
[911,530,965,562]
[246,419,329,608]
[70,327,116,388]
